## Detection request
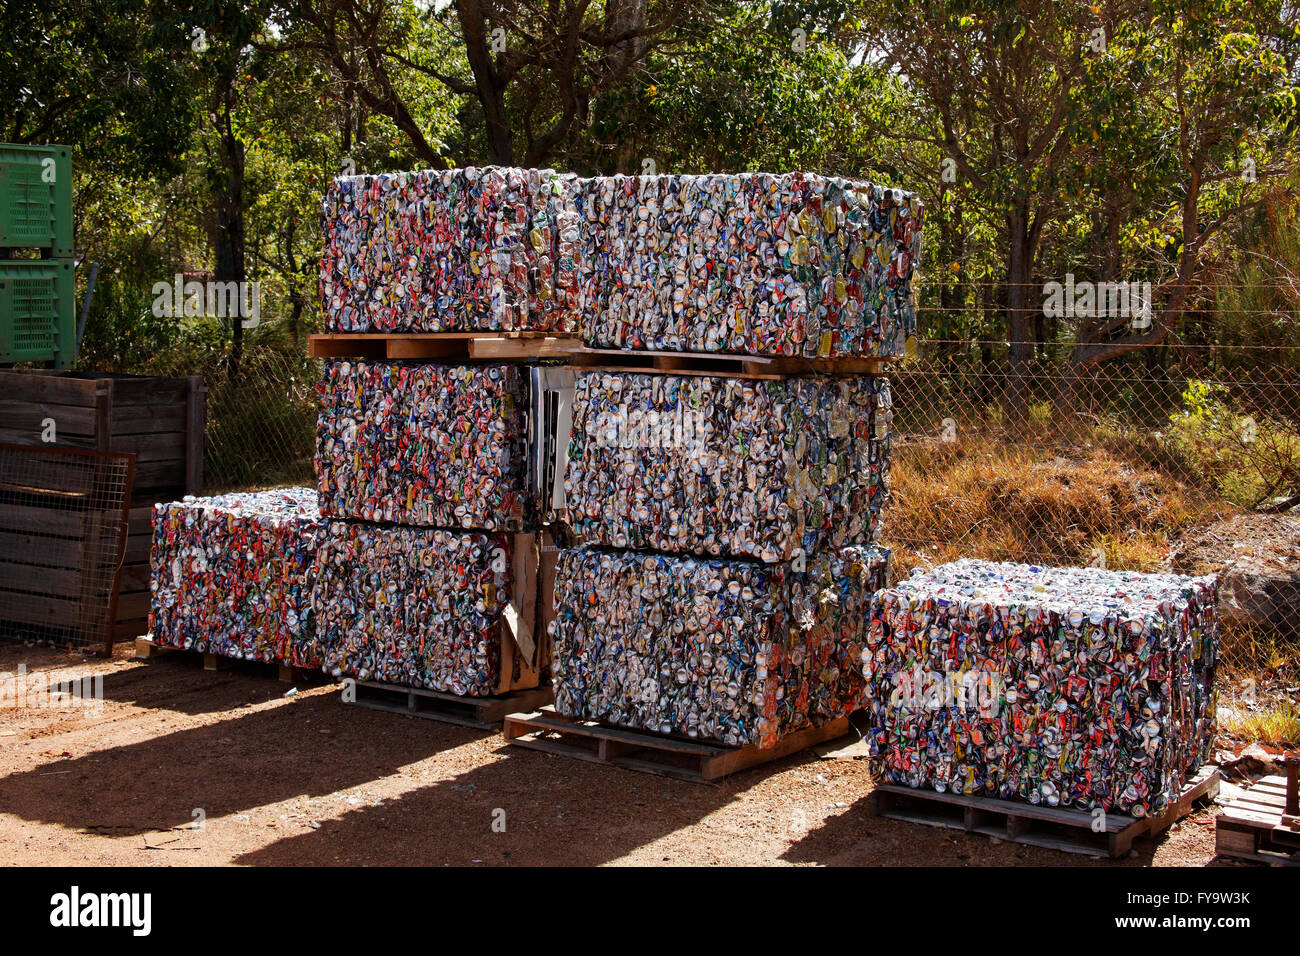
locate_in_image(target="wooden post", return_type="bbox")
[184,376,206,494]
[94,378,112,450]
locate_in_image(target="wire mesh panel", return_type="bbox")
[0,443,133,653]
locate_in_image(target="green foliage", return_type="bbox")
[0,1,197,176]
[1168,380,1300,507]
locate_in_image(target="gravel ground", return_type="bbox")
[0,642,1228,867]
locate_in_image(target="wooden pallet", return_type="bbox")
[1215,774,1300,866]
[570,347,886,380]
[501,707,849,783]
[308,331,582,361]
[134,637,314,684]
[869,766,1221,858]
[346,680,553,730]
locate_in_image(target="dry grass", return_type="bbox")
[886,439,1227,577]
[1221,698,1300,749]
[882,438,1300,675]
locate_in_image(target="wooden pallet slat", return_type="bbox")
[308,332,583,362]
[502,706,849,783]
[1215,772,1300,865]
[869,767,1220,858]
[570,347,887,379]
[347,679,554,730]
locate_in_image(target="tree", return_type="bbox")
[283,0,714,167]
[0,0,196,178]
[1063,1,1300,375]
[853,0,1300,425]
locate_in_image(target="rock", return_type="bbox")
[1217,742,1284,780]
[1218,566,1300,641]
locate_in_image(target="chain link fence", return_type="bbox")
[885,337,1299,679]
[89,334,321,494]
[201,347,320,493]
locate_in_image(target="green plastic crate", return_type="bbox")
[0,259,76,367]
[0,144,73,256]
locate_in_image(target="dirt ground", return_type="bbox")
[0,642,1232,867]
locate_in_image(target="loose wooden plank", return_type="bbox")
[0,371,101,406]
[1221,804,1289,827]
[0,401,98,436]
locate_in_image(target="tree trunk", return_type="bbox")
[1005,197,1034,432]
[214,78,246,380]
[458,0,515,165]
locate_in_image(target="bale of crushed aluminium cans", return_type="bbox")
[863,560,1218,818]
[574,173,923,358]
[564,371,891,562]
[148,487,322,666]
[550,545,890,748]
[321,166,580,333]
[315,360,530,529]
[312,521,513,696]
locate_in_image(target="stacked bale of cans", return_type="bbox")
[550,171,923,748]
[572,172,921,356]
[311,167,576,695]
[321,166,580,333]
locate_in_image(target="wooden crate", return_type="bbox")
[869,766,1221,858]
[502,707,850,783]
[308,331,582,362]
[1215,774,1300,865]
[0,443,134,653]
[0,370,206,641]
[570,347,886,380]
